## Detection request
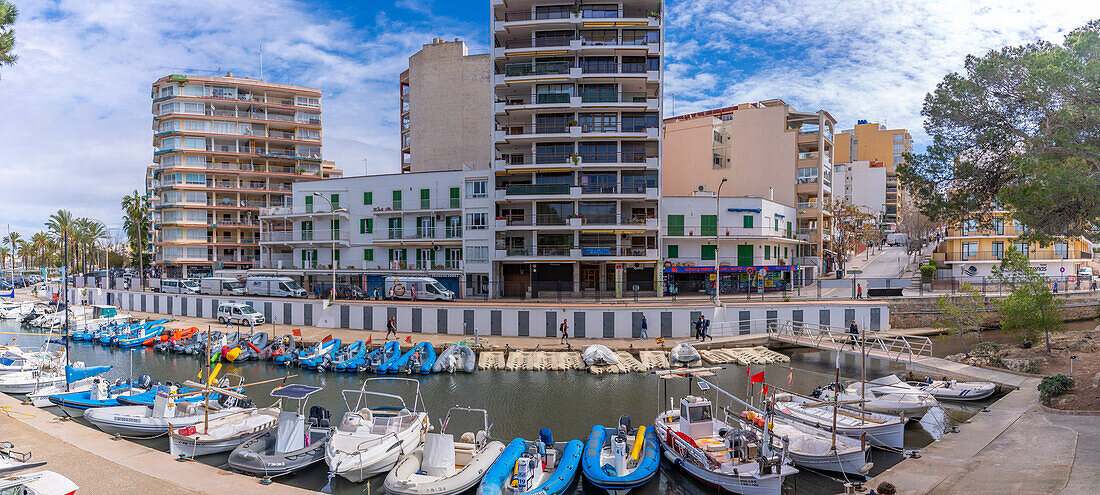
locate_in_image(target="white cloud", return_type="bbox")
[0,0,481,237]
[665,0,1100,142]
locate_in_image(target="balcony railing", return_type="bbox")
[503,184,571,195]
[498,8,656,22]
[503,61,571,77]
[503,36,574,49]
[580,62,648,74]
[941,250,1091,262]
[581,91,648,103]
[499,151,654,166]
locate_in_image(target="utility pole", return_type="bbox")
[714,177,728,306]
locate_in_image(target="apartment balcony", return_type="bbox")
[796,127,833,144]
[494,122,658,142]
[940,250,1092,263]
[493,153,657,171]
[496,214,657,231]
[796,202,833,217]
[495,93,656,114]
[259,206,350,218]
[495,62,657,86]
[662,226,798,241]
[495,184,658,201]
[494,36,656,59]
[494,7,660,31]
[259,229,351,247]
[354,260,464,272]
[372,230,463,245]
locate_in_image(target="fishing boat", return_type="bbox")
[386,407,505,495]
[0,301,35,319]
[816,375,938,417]
[397,342,436,374]
[330,341,368,372]
[740,410,870,476]
[773,393,905,449]
[48,376,152,417]
[117,374,244,407]
[582,345,618,366]
[26,364,112,408]
[300,338,341,370]
[84,384,246,438]
[653,368,797,495]
[364,341,403,373]
[0,359,80,394]
[581,414,659,495]
[325,378,430,482]
[431,344,477,373]
[228,384,330,478]
[669,343,701,367]
[477,429,583,495]
[909,378,997,401]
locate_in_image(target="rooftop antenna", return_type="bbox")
[260,44,264,81]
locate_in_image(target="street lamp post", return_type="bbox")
[312,193,346,300]
[714,177,728,306]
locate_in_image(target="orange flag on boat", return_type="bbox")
[321,334,332,343]
[655,337,664,344]
[366,335,372,346]
[292,328,302,337]
[761,384,769,395]
[750,371,765,383]
[405,335,413,344]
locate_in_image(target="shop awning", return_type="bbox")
[727,208,762,213]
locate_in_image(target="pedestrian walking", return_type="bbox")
[703,318,712,341]
[559,318,569,344]
[1053,281,1059,294]
[848,320,859,349]
[639,315,649,339]
[1092,280,1097,292]
[693,315,704,340]
[1076,279,1081,291]
[373,287,381,300]
[856,283,863,299]
[386,316,398,340]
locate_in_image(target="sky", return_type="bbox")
[1,0,1099,238]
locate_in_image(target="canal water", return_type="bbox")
[4,319,998,495]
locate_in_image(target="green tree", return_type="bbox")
[45,209,74,273]
[936,282,990,342]
[0,1,17,73]
[900,19,1100,241]
[121,191,150,282]
[993,247,1064,353]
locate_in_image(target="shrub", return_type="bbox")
[1038,374,1075,404]
[970,341,1001,357]
[920,264,936,282]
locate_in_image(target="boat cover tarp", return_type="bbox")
[422,433,456,478]
[65,364,110,383]
[583,345,618,366]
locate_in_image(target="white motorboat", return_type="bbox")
[228,384,331,478]
[669,343,701,366]
[744,411,871,476]
[326,377,430,483]
[0,346,63,374]
[0,442,46,474]
[817,375,938,418]
[25,364,111,408]
[653,369,797,495]
[0,367,68,394]
[31,306,87,328]
[169,407,280,458]
[0,301,34,319]
[431,344,477,373]
[385,407,505,495]
[773,393,905,449]
[582,345,618,366]
[85,384,245,438]
[0,470,79,494]
[910,379,997,401]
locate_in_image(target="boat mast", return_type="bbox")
[63,229,70,392]
[832,364,839,451]
[860,317,866,423]
[204,325,211,434]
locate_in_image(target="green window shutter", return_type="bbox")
[304,195,313,213]
[330,193,339,208]
[334,249,341,262]
[787,221,792,238]
[701,244,716,260]
[449,187,460,208]
[667,244,679,258]
[667,215,684,236]
[364,248,374,261]
[764,245,771,260]
[775,218,779,231]
[784,247,788,258]
[737,245,753,266]
[363,191,372,205]
[701,215,717,237]
[392,190,402,210]
[360,219,367,234]
[420,188,430,209]
[366,218,373,233]
[743,215,753,228]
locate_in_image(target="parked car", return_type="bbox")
[217,303,265,325]
[1079,266,1093,279]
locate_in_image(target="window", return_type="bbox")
[466,180,487,198]
[893,143,904,153]
[392,190,402,210]
[330,219,340,239]
[183,137,205,149]
[304,195,313,213]
[449,187,460,208]
[667,215,684,236]
[962,242,978,261]
[360,218,373,234]
[765,245,771,260]
[1013,219,1026,234]
[184,192,206,203]
[388,248,407,267]
[579,141,616,163]
[667,244,679,258]
[363,248,374,262]
[467,245,489,263]
[743,215,754,229]
[961,218,977,235]
[388,218,402,239]
[621,112,657,132]
[1054,241,1068,258]
[991,218,1004,235]
[796,167,818,183]
[579,113,617,133]
[466,212,487,230]
[420,188,430,209]
[295,96,320,108]
[416,216,435,238]
[578,83,616,103]
[182,102,205,114]
[445,216,462,238]
[301,221,314,241]
[701,244,716,261]
[330,193,340,209]
[992,241,1004,259]
[363,191,372,205]
[536,142,573,164]
[701,215,717,236]
[893,133,904,143]
[1014,241,1029,256]
[535,83,573,104]
[713,153,728,169]
[893,153,904,163]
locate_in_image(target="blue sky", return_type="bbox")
[1,0,1099,238]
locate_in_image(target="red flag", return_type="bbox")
[321,334,332,343]
[750,371,765,383]
[761,384,769,395]
[405,335,412,344]
[366,335,372,346]
[746,366,751,377]
[655,337,664,344]
[292,328,302,337]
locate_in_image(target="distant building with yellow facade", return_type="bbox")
[834,121,912,229]
[932,210,1093,279]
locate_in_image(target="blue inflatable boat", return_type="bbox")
[331,340,367,372]
[581,415,659,493]
[479,429,583,495]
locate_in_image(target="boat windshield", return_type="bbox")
[689,405,712,422]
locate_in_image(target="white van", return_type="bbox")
[1079,266,1093,279]
[200,277,245,295]
[245,276,307,298]
[384,276,455,301]
[217,303,265,325]
[156,278,200,294]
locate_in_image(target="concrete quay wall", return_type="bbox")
[67,288,891,337]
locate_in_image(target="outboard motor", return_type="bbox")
[810,386,823,398]
[613,414,631,474]
[539,428,554,448]
[137,374,153,389]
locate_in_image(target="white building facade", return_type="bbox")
[834,160,887,219]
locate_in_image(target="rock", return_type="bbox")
[1002,358,1040,374]
[1092,372,1100,389]
[1086,330,1098,339]
[1068,341,1095,353]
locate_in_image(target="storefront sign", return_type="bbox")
[663,264,798,274]
[582,247,613,256]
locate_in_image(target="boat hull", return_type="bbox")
[228,428,329,477]
[659,447,786,495]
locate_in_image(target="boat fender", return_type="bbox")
[247,342,260,353]
[630,425,646,461]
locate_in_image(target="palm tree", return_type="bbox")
[0,246,9,270]
[0,1,16,73]
[16,239,30,269]
[31,232,49,267]
[121,191,150,286]
[3,231,18,268]
[45,209,75,273]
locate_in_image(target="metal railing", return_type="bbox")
[940,249,1091,262]
[502,61,571,77]
[499,151,654,165]
[765,320,932,366]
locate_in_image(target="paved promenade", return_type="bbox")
[0,393,313,494]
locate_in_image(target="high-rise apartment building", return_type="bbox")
[489,1,664,297]
[834,121,912,229]
[663,100,839,276]
[400,39,492,173]
[147,73,341,278]
[833,160,887,218]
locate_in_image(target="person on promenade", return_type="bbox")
[702,317,712,341]
[848,320,859,349]
[386,317,398,340]
[693,316,703,340]
[559,318,569,345]
[639,315,649,339]
[869,482,896,495]
[857,283,863,299]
